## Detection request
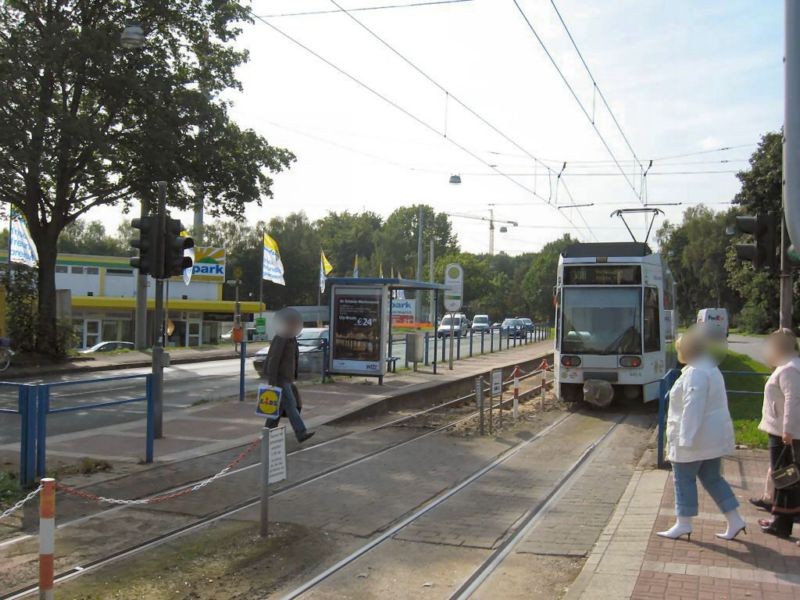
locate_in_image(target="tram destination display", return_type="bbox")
[563,265,641,286]
[330,286,388,375]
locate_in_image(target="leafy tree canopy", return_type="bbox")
[0,1,294,352]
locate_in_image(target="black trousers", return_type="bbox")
[769,434,800,535]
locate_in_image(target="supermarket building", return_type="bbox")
[4,248,261,348]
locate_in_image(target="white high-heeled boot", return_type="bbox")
[716,510,747,540]
[657,516,693,540]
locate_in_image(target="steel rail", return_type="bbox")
[1,373,554,598]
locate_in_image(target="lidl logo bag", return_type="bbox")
[256,384,283,420]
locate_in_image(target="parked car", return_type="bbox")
[253,328,329,376]
[471,314,491,333]
[500,318,526,339]
[518,317,535,333]
[437,315,465,338]
[80,341,135,354]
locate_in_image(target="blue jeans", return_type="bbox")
[267,383,307,441]
[672,458,739,517]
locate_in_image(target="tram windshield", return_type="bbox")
[561,287,642,354]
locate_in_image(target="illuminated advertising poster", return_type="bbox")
[330,286,387,375]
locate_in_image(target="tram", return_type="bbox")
[553,211,677,406]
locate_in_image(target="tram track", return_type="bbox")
[275,411,625,600]
[1,366,554,599]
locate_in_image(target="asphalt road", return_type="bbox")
[727,333,767,365]
[0,332,541,445]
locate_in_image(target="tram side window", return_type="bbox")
[643,287,660,352]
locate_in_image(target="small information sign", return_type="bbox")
[268,427,287,484]
[491,369,503,397]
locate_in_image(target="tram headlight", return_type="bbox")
[561,355,581,367]
[619,355,642,368]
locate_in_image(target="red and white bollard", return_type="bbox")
[512,366,521,420]
[39,478,55,600]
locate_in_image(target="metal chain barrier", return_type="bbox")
[56,437,262,506]
[0,484,42,520]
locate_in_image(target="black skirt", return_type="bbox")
[770,435,800,517]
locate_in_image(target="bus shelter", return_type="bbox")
[326,277,445,383]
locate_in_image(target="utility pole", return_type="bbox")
[152,181,167,439]
[785,0,800,253]
[489,207,495,256]
[780,218,792,328]
[428,237,435,324]
[135,199,148,350]
[415,206,424,321]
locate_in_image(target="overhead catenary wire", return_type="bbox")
[549,0,644,174]
[248,7,594,242]
[249,12,590,242]
[325,0,583,196]
[511,0,646,203]
[323,0,601,241]
[255,0,473,19]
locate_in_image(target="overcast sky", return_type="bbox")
[96,0,784,255]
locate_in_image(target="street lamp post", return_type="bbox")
[120,21,148,350]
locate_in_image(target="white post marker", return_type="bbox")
[443,263,463,371]
[39,478,55,600]
[513,366,521,420]
[260,425,287,537]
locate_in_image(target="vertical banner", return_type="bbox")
[9,209,38,267]
[319,250,333,293]
[262,233,285,285]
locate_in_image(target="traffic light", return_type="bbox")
[163,218,194,278]
[733,213,779,271]
[130,216,158,276]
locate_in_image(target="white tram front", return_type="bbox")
[554,242,677,406]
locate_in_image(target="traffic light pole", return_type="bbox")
[780,218,793,329]
[152,181,167,439]
[135,199,149,351]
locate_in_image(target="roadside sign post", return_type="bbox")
[260,427,269,537]
[475,376,485,436]
[260,425,287,538]
[490,369,502,434]
[443,264,464,371]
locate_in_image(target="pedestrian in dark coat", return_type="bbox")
[261,309,314,443]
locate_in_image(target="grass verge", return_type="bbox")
[0,470,24,510]
[720,350,770,449]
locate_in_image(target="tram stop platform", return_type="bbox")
[0,340,552,523]
[566,449,800,600]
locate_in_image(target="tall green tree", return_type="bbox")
[727,131,787,331]
[0,2,293,353]
[316,211,383,276]
[57,220,127,256]
[656,206,741,324]
[377,205,459,278]
[521,235,577,323]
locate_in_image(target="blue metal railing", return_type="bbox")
[0,384,37,487]
[0,374,154,487]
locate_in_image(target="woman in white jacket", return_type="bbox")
[657,330,746,541]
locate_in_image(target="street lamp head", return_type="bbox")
[121,22,146,49]
[449,174,462,185]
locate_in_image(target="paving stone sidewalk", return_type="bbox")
[567,450,800,600]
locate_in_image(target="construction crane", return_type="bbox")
[445,208,519,255]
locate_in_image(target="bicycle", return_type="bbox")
[0,338,14,372]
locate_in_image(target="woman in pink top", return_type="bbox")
[758,328,800,539]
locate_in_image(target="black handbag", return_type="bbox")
[772,445,800,490]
